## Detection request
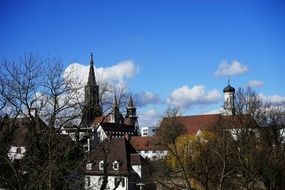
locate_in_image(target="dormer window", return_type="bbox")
[113,160,119,170]
[86,163,92,170]
[99,160,105,170]
[16,147,22,154]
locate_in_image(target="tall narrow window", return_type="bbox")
[121,177,125,187]
[85,176,91,187]
[114,177,119,187]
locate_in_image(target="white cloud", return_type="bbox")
[259,93,285,106]
[63,63,88,87]
[96,60,139,87]
[168,85,222,110]
[138,108,161,127]
[64,60,139,88]
[247,80,264,88]
[134,91,162,107]
[214,60,248,76]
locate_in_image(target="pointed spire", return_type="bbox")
[113,94,118,108]
[128,95,134,107]
[90,52,94,66]
[82,53,102,127]
[111,94,121,124]
[87,53,96,86]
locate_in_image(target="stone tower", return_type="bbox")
[82,53,102,127]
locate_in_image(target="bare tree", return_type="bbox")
[41,58,83,128]
[154,88,285,190]
[157,106,192,190]
[0,53,43,122]
[0,54,85,190]
[98,79,131,115]
[232,87,285,189]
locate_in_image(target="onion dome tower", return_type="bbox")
[223,79,235,115]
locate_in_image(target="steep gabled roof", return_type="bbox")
[86,137,142,176]
[93,115,138,138]
[0,116,48,147]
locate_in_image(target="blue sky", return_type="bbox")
[1,0,285,126]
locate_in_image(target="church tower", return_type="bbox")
[82,53,102,127]
[223,80,235,115]
[126,95,138,126]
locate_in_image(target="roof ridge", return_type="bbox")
[175,113,222,118]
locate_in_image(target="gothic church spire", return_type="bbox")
[82,53,102,127]
[87,53,96,86]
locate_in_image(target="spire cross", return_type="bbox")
[228,75,230,85]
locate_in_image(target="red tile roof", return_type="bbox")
[92,116,110,126]
[160,114,259,135]
[129,136,165,151]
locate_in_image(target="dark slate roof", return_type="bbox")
[86,137,142,176]
[130,153,142,165]
[0,116,48,146]
[223,85,235,93]
[101,123,138,137]
[93,115,136,127]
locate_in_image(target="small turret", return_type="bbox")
[126,95,138,126]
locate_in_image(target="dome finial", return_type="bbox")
[223,77,235,93]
